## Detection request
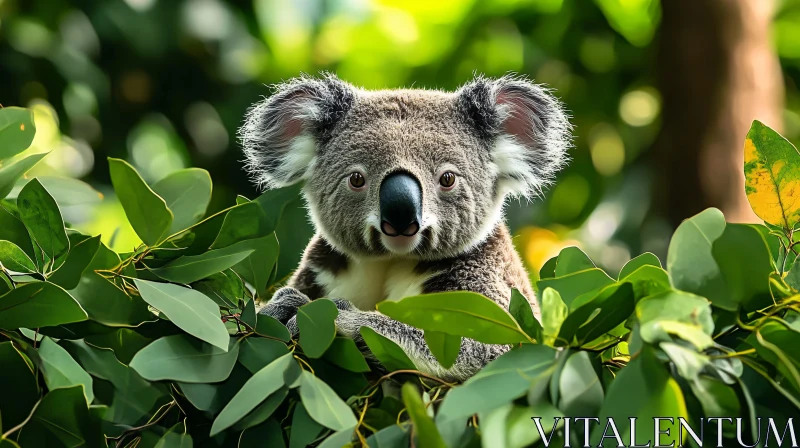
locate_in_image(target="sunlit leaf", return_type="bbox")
[508,288,542,341]
[0,152,47,200]
[359,327,417,372]
[152,168,212,234]
[17,178,70,270]
[0,107,36,159]
[402,382,447,448]
[109,158,173,246]
[0,240,37,273]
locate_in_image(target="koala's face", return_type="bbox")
[240,74,571,260]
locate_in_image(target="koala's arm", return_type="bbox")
[261,227,537,382]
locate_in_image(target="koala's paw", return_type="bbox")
[258,287,311,324]
[331,298,368,339]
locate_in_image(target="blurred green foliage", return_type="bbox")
[3,0,800,278]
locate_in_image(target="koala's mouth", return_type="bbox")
[380,232,421,255]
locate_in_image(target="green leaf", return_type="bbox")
[636,290,714,350]
[84,328,151,365]
[152,168,212,234]
[38,337,94,403]
[193,269,243,308]
[0,107,35,159]
[48,235,100,289]
[239,419,285,448]
[150,241,255,284]
[254,182,304,234]
[540,288,568,347]
[16,385,105,448]
[437,345,556,423]
[233,387,289,432]
[297,299,338,358]
[232,233,280,297]
[210,201,270,249]
[359,327,417,371]
[557,351,603,416]
[536,268,615,308]
[0,240,37,273]
[747,320,800,391]
[423,331,461,369]
[17,178,70,270]
[558,283,635,346]
[402,383,447,448]
[323,336,371,372]
[154,430,193,448]
[211,352,296,435]
[289,402,324,448]
[378,291,531,344]
[365,424,410,448]
[316,426,356,448]
[508,288,542,341]
[0,342,39,431]
[0,282,87,329]
[539,256,558,279]
[618,252,661,280]
[591,347,688,446]
[130,334,239,383]
[108,158,173,246]
[744,120,800,228]
[134,279,229,351]
[255,314,292,341]
[36,176,103,206]
[666,208,731,309]
[299,370,357,431]
[0,205,35,260]
[0,152,47,200]
[238,338,289,374]
[619,264,671,300]
[554,246,595,277]
[178,365,250,415]
[712,223,775,312]
[66,340,166,424]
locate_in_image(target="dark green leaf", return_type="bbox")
[558,283,635,345]
[0,152,47,200]
[402,382,447,448]
[108,158,173,246]
[0,205,35,260]
[297,299,338,358]
[84,328,151,365]
[747,320,800,391]
[0,282,87,329]
[323,336,371,372]
[508,288,542,341]
[299,370,357,431]
[712,223,775,311]
[17,386,105,448]
[152,168,212,234]
[150,241,255,284]
[557,351,603,416]
[211,353,296,435]
[591,347,688,446]
[210,201,270,249]
[365,424,411,448]
[254,182,304,234]
[255,314,292,341]
[423,331,460,369]
[289,402,324,448]
[0,107,35,159]
[232,233,280,297]
[619,264,671,300]
[378,291,531,344]
[49,235,100,289]
[238,337,289,374]
[130,335,239,382]
[134,279,229,351]
[359,327,417,371]
[193,269,243,309]
[38,337,94,403]
[153,430,193,448]
[233,387,289,432]
[316,426,355,448]
[17,178,70,270]
[539,256,558,279]
[0,341,39,431]
[239,419,285,448]
[0,240,36,273]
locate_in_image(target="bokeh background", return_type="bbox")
[0,0,797,280]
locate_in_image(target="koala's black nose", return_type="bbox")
[379,172,422,237]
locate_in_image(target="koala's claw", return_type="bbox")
[258,287,311,324]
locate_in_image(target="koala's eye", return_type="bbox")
[439,171,456,189]
[349,172,366,190]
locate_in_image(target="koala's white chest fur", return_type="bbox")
[314,258,434,310]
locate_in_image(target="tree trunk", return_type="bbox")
[655,0,784,226]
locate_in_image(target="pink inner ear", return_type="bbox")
[282,116,304,141]
[496,91,537,147]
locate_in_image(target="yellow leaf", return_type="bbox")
[744,120,800,229]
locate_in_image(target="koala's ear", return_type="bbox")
[457,74,572,198]
[240,73,356,189]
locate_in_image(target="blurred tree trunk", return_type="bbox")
[655,0,784,226]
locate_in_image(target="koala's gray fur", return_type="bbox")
[242,73,572,381]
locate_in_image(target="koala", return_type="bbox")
[241,73,571,381]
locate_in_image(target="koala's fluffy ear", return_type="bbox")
[240,73,356,189]
[457,74,572,198]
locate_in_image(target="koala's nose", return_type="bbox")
[379,171,422,237]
